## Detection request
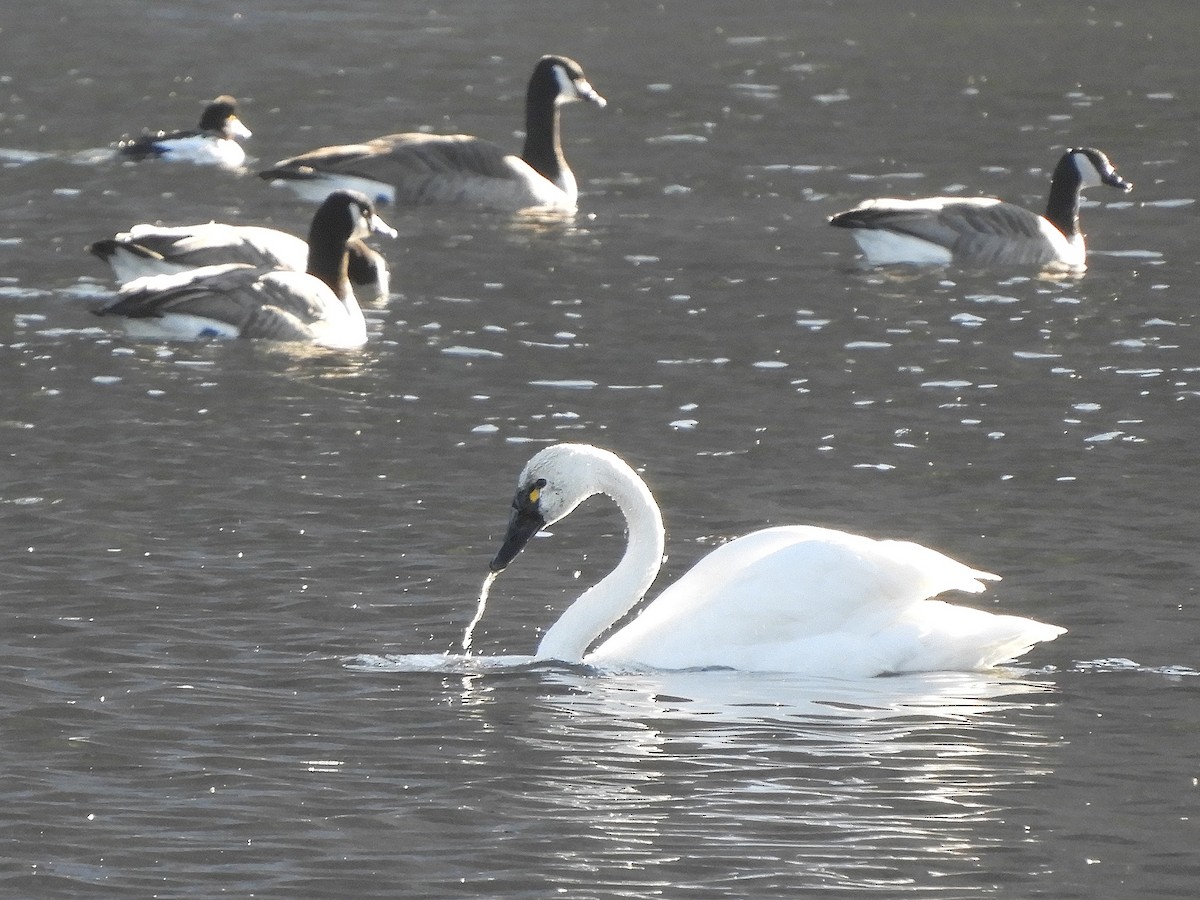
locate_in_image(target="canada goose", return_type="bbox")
[116,95,252,168]
[829,147,1132,270]
[89,223,390,302]
[93,190,395,348]
[468,443,1065,675]
[259,55,606,212]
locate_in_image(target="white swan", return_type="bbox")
[486,443,1065,676]
[828,147,1132,271]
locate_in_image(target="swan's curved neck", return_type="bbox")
[535,458,665,662]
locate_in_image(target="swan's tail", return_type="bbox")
[891,600,1066,673]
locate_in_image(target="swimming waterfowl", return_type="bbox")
[829,147,1132,271]
[89,223,390,302]
[259,55,606,212]
[93,190,395,348]
[484,443,1065,676]
[116,95,252,168]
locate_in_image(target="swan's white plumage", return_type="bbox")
[489,444,1064,677]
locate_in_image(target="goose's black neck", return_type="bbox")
[1043,154,1083,238]
[306,215,352,301]
[521,69,566,184]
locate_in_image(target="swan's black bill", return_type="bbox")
[489,504,546,572]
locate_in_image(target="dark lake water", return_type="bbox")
[3,1,1199,896]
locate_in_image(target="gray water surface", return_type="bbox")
[3,2,1198,897]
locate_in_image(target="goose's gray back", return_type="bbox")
[834,198,1071,267]
[265,133,568,209]
[103,265,351,342]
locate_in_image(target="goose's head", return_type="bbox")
[535,55,607,109]
[201,95,252,141]
[489,444,617,572]
[1066,147,1132,193]
[313,190,398,245]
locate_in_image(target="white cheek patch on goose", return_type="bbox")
[1072,151,1105,188]
[553,64,593,106]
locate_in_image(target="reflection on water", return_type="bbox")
[539,665,1058,723]
[355,660,1061,893]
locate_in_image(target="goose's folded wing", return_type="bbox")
[100,266,333,340]
[833,198,1048,244]
[101,265,258,318]
[371,134,515,178]
[247,271,339,324]
[264,134,512,178]
[123,224,306,270]
[260,142,386,180]
[261,134,524,205]
[936,201,1050,241]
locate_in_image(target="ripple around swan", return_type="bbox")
[346,653,1060,722]
[346,652,545,675]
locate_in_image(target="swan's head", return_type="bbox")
[489,444,618,573]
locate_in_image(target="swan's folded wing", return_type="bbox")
[594,526,999,665]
